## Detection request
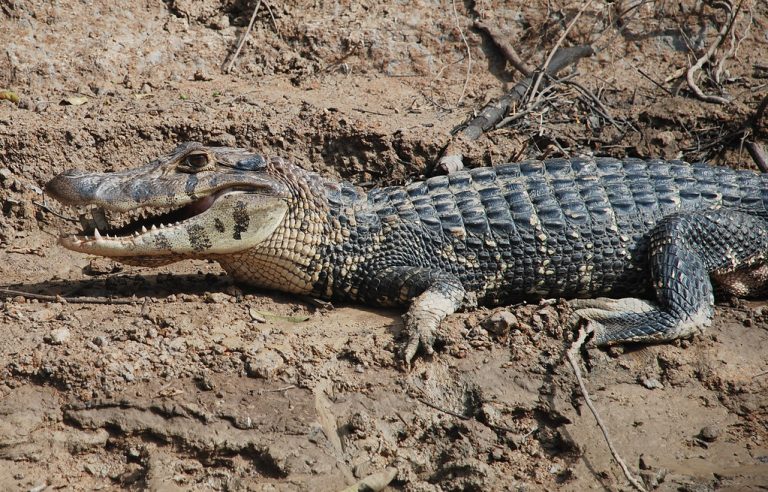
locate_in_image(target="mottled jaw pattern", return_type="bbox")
[46,142,290,262]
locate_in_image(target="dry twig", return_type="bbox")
[527,0,594,107]
[432,45,593,175]
[451,0,473,106]
[566,325,647,492]
[224,0,263,74]
[685,0,742,104]
[0,288,140,305]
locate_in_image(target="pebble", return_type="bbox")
[482,311,518,336]
[641,377,664,390]
[204,292,230,304]
[245,349,284,379]
[46,328,71,345]
[698,425,720,442]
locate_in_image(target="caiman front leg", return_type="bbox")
[359,266,466,366]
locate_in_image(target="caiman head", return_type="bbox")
[45,142,292,266]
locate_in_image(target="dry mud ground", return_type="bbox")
[1,1,768,490]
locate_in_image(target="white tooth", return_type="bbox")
[141,225,148,233]
[151,224,157,231]
[94,228,101,239]
[159,224,165,229]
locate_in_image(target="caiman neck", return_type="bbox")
[215,164,365,296]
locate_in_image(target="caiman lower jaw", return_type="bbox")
[58,189,289,258]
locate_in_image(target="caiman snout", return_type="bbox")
[45,169,99,206]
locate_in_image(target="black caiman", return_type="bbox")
[46,142,768,363]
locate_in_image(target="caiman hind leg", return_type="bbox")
[571,209,768,346]
[359,266,466,366]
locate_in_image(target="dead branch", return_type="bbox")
[746,142,768,173]
[566,324,646,492]
[685,0,742,105]
[432,44,593,175]
[473,21,533,77]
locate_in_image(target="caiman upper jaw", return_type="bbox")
[45,144,291,259]
[45,169,100,207]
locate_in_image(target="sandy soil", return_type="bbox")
[1,0,767,490]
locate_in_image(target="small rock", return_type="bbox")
[482,311,518,336]
[195,374,215,391]
[193,69,213,81]
[122,368,135,382]
[84,463,106,477]
[698,425,720,442]
[46,328,71,345]
[204,292,230,303]
[211,15,230,30]
[641,377,664,390]
[245,349,284,379]
[84,258,122,276]
[93,335,108,347]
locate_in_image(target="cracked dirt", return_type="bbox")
[1,0,768,490]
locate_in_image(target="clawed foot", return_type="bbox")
[568,296,707,345]
[400,311,437,369]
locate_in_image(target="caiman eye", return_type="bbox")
[185,152,209,169]
[184,152,210,170]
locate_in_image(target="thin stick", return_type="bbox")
[527,0,594,106]
[0,288,141,305]
[415,395,470,420]
[685,0,741,105]
[451,0,472,106]
[32,199,78,223]
[635,67,674,96]
[224,0,263,74]
[262,1,281,41]
[566,326,647,492]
